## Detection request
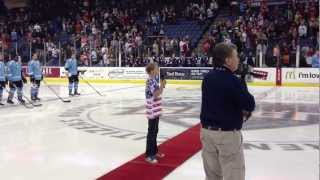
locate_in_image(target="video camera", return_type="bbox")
[235,63,268,81]
[235,62,250,80]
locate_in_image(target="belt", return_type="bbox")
[202,125,240,131]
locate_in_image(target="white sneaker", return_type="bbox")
[145,157,158,164]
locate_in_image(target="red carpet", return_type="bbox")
[97,124,202,180]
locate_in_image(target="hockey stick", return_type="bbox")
[10,83,42,107]
[3,87,33,108]
[79,75,105,96]
[42,79,71,103]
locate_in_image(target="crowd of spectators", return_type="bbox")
[0,0,212,66]
[145,0,219,59]
[0,0,318,67]
[122,56,211,67]
[184,0,219,24]
[201,0,319,67]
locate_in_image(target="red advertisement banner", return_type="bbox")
[22,66,60,78]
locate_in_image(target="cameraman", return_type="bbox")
[200,43,255,180]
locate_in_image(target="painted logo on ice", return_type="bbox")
[58,96,319,142]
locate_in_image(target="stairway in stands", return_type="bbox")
[193,8,231,56]
[162,19,208,49]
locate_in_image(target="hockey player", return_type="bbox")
[65,50,80,96]
[7,52,27,104]
[0,53,6,105]
[28,52,42,101]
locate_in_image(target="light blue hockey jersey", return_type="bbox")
[64,58,78,76]
[0,61,6,82]
[28,59,42,80]
[7,60,22,82]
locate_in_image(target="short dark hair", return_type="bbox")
[210,43,237,66]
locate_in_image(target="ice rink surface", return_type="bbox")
[0,83,318,180]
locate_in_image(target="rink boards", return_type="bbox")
[23,66,320,87]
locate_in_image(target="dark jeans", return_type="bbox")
[146,117,159,157]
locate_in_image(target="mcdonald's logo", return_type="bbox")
[285,71,296,79]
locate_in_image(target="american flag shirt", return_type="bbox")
[145,77,162,120]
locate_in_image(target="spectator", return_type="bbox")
[91,49,98,64]
[256,41,267,66]
[207,8,214,20]
[298,22,308,39]
[152,41,159,57]
[273,44,281,66]
[10,29,17,42]
[311,51,320,68]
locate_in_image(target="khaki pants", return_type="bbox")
[200,128,245,180]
